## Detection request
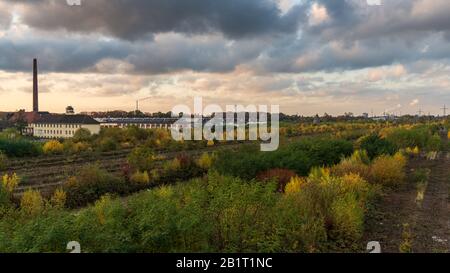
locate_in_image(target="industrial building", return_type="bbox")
[30,114,100,139]
[8,59,101,138]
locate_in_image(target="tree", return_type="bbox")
[73,128,92,142]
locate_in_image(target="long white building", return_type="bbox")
[30,114,100,139]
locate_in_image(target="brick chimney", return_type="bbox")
[33,58,39,112]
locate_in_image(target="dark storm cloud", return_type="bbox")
[0,34,265,74]
[7,0,306,40]
[1,0,450,75]
[0,36,130,72]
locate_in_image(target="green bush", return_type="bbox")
[73,128,92,143]
[358,134,396,159]
[99,137,118,152]
[0,138,42,157]
[212,138,353,179]
[63,164,128,208]
[382,126,442,152]
[127,146,155,172]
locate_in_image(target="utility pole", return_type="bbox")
[135,97,152,114]
[441,105,448,117]
[417,109,424,116]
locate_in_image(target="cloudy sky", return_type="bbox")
[0,0,449,115]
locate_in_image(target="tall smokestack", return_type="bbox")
[33,58,39,112]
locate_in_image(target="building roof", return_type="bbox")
[34,114,100,125]
[96,117,195,125]
[7,111,50,124]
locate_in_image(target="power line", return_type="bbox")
[441,105,448,117]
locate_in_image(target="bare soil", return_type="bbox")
[363,137,450,253]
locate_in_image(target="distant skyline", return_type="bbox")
[1,0,450,116]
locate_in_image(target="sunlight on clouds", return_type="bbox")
[308,3,329,26]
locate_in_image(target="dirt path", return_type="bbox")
[364,136,450,253]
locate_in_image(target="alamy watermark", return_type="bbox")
[171,97,280,152]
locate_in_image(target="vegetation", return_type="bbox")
[63,164,128,208]
[0,121,444,253]
[212,138,353,179]
[43,140,64,155]
[358,134,396,159]
[381,125,442,151]
[0,170,377,253]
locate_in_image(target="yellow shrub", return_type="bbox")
[339,174,372,203]
[331,158,370,181]
[405,146,420,157]
[130,170,150,185]
[207,140,215,147]
[370,153,406,187]
[43,140,64,155]
[329,194,364,246]
[196,153,215,170]
[448,131,450,140]
[2,173,20,193]
[50,188,67,208]
[164,158,181,172]
[285,176,306,194]
[20,189,44,215]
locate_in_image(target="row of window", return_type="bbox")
[112,123,186,129]
[37,130,76,136]
[34,124,82,129]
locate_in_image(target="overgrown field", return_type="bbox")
[0,121,448,253]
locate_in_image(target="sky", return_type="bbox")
[0,0,449,116]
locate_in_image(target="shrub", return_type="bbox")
[20,190,44,216]
[43,140,64,155]
[196,153,215,170]
[426,134,442,151]
[0,138,42,157]
[331,150,371,181]
[50,188,67,209]
[130,171,150,186]
[63,164,128,208]
[256,168,297,192]
[285,176,306,194]
[161,154,204,182]
[213,138,353,179]
[289,171,371,250]
[2,173,20,193]
[127,146,155,172]
[99,137,118,152]
[383,126,441,152]
[369,153,406,187]
[63,140,91,154]
[358,134,396,159]
[404,146,420,157]
[73,128,92,142]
